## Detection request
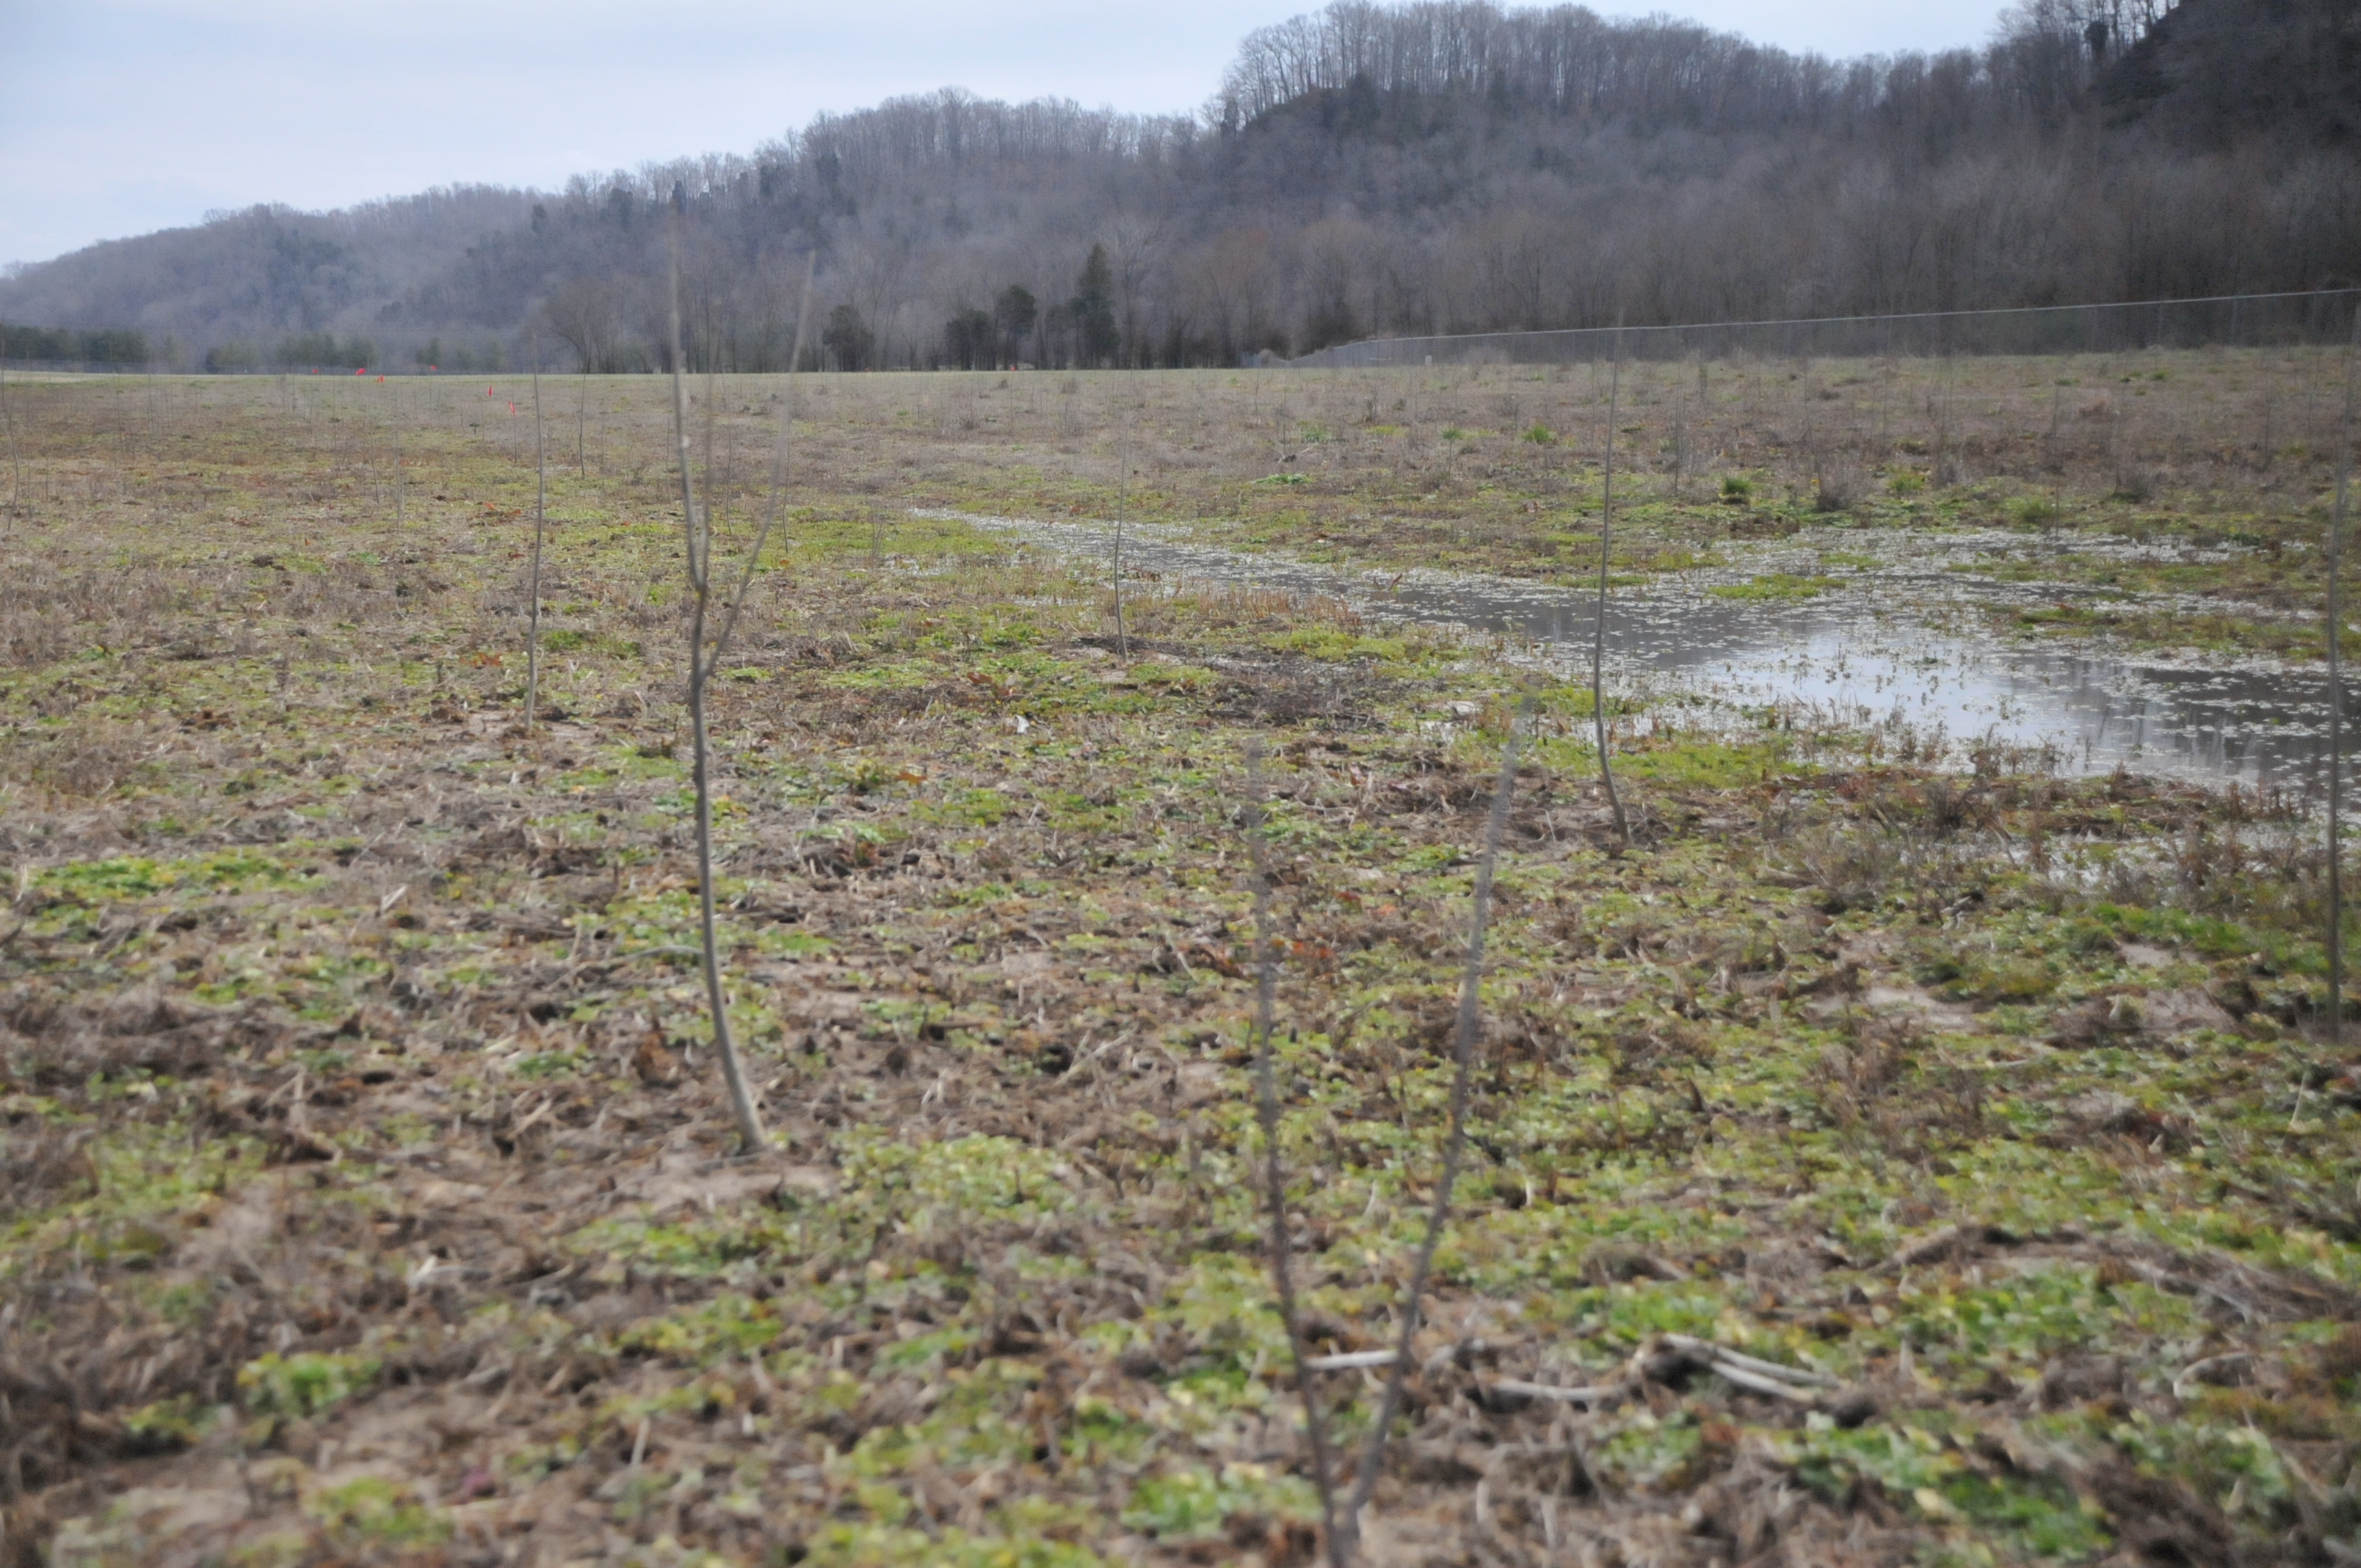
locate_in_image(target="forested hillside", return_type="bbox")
[3,0,2355,371]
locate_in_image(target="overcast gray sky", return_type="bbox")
[0,1,2002,269]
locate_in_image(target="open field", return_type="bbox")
[2,361,2360,1567]
[13,346,2353,654]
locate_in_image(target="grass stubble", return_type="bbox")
[0,359,2358,1566]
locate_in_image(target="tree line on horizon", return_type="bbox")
[3,0,2356,374]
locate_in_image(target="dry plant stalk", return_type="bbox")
[1593,335,1631,843]
[525,344,549,730]
[1339,695,1533,1558]
[667,211,818,1151]
[1239,744,1343,1566]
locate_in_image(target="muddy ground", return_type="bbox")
[0,365,2358,1567]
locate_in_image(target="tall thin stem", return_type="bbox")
[1240,746,1343,1567]
[1341,697,1531,1558]
[711,252,816,665]
[392,385,404,529]
[1593,334,1631,844]
[525,342,548,730]
[0,332,19,519]
[1113,419,1131,657]
[1935,352,1956,487]
[669,206,767,1153]
[2331,314,2357,1059]
[577,368,588,476]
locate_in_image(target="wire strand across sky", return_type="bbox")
[0,0,2006,269]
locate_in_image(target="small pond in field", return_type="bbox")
[924,509,2340,797]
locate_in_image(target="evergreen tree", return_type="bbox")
[1072,245,1119,367]
[822,305,874,372]
[993,285,1038,364]
[942,306,994,369]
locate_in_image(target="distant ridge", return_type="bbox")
[3,0,2354,371]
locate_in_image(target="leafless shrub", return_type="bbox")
[0,1125,97,1219]
[4,720,160,797]
[1813,458,1863,512]
[0,566,188,669]
[1787,821,1901,912]
[0,984,228,1086]
[2097,821,2333,935]
[1816,1015,1916,1129]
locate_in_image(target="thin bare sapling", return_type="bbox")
[1238,744,1343,1567]
[525,343,549,730]
[1592,336,1631,843]
[1670,373,1689,501]
[393,385,405,528]
[666,214,818,1152]
[1,338,19,518]
[2330,316,2357,1058]
[1113,418,1131,657]
[1338,697,1534,1559]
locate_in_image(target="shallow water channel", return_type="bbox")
[927,509,2340,796]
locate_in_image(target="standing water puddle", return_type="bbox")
[925,509,2335,794]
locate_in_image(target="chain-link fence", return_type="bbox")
[1292,289,2361,369]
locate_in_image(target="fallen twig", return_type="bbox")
[1660,1335,1840,1388]
[2172,1350,2254,1401]
[1887,1222,2014,1268]
[1487,1378,1627,1406]
[1702,1360,1822,1403]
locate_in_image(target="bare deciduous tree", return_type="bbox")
[664,208,817,1153]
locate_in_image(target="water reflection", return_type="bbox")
[929,511,2333,795]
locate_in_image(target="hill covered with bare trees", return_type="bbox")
[3,0,2355,371]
